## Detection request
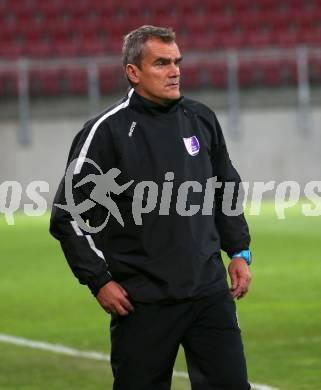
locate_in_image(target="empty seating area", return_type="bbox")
[1,0,321,57]
[0,0,321,96]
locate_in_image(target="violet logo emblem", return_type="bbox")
[183,136,200,156]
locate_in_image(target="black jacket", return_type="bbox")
[50,89,250,303]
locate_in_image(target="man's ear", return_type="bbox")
[126,64,140,85]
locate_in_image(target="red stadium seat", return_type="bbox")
[48,21,73,41]
[99,66,125,93]
[273,31,300,48]
[80,38,107,56]
[262,58,297,86]
[3,2,35,22]
[29,67,89,96]
[24,22,48,42]
[238,61,256,88]
[99,67,117,93]
[181,64,199,89]
[36,3,61,23]
[0,44,25,59]
[245,31,273,49]
[181,0,208,18]
[233,0,251,13]
[72,19,97,37]
[26,41,52,58]
[40,69,61,96]
[218,32,246,50]
[54,41,80,57]
[59,67,88,95]
[192,35,218,52]
[105,38,123,54]
[300,30,321,46]
[199,62,228,89]
[29,69,57,96]
[1,23,21,41]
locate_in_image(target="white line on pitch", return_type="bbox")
[0,333,279,390]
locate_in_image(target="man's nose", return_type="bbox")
[169,62,180,77]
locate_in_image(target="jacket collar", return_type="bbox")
[129,89,184,115]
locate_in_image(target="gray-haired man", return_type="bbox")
[51,25,252,389]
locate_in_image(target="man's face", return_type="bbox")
[129,38,182,105]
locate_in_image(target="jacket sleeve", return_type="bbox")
[212,114,251,258]
[50,121,116,295]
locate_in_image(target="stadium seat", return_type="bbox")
[59,67,88,95]
[245,31,273,49]
[192,35,218,52]
[80,38,107,56]
[29,66,90,96]
[26,41,52,58]
[262,58,297,86]
[273,31,300,48]
[54,41,80,58]
[0,44,25,59]
[24,22,48,42]
[73,19,102,40]
[181,64,200,89]
[29,68,60,96]
[99,66,126,93]
[219,32,246,50]
[48,21,73,42]
[238,61,256,88]
[197,62,228,89]
[36,3,61,23]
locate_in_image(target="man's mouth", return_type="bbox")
[166,82,179,87]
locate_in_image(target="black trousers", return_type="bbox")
[109,289,250,390]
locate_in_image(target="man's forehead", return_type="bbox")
[144,38,181,60]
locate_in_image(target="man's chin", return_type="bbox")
[165,90,181,101]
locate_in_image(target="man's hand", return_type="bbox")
[96,281,135,316]
[228,259,252,300]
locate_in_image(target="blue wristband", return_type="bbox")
[231,249,252,265]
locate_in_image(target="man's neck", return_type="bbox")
[134,89,177,107]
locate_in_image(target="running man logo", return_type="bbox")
[55,158,134,234]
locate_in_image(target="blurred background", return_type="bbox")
[1,0,321,195]
[0,1,320,390]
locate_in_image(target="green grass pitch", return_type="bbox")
[0,203,320,389]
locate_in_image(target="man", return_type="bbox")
[50,25,252,390]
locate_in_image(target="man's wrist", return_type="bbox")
[87,271,113,296]
[231,249,252,265]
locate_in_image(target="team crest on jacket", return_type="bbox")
[183,136,200,156]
